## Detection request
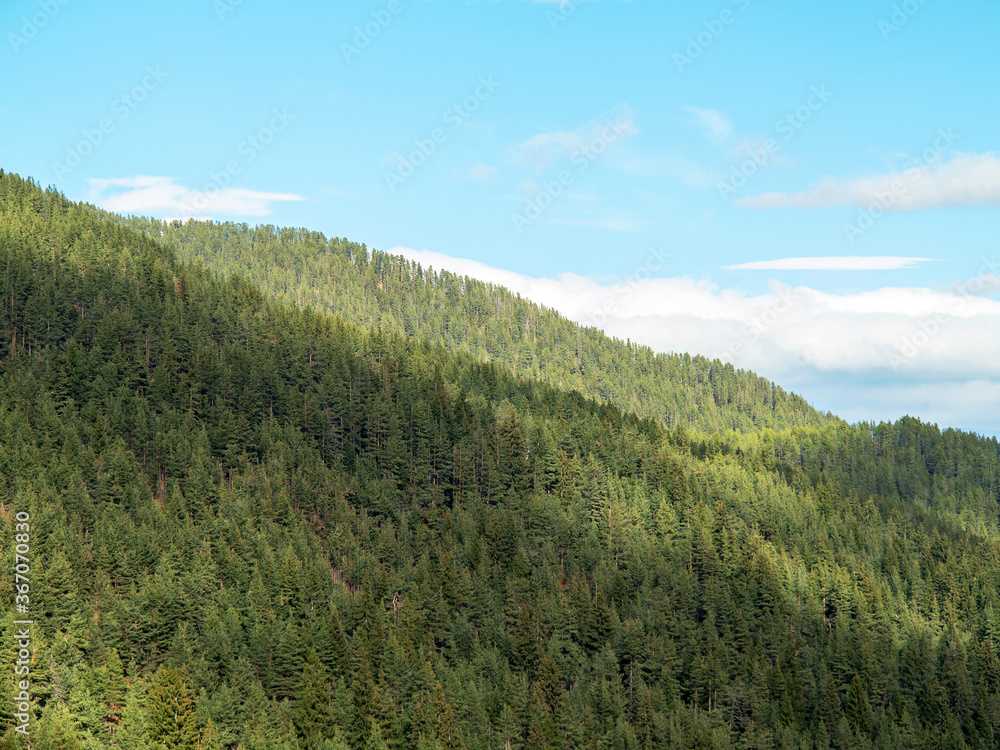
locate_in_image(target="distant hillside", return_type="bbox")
[113,214,833,435]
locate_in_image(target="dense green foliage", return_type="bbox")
[114,214,832,435]
[1,172,1000,750]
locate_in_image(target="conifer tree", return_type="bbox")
[146,666,198,749]
[295,649,337,743]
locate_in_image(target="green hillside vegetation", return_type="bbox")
[115,214,832,435]
[119,203,999,537]
[0,171,999,750]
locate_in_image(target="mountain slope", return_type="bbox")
[115,214,833,435]
[1,172,1000,750]
[116,205,1000,534]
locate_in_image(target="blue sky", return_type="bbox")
[3,0,999,436]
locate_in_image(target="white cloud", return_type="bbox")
[88,175,305,220]
[388,246,1000,432]
[676,106,793,184]
[509,104,639,171]
[613,150,723,187]
[725,134,795,170]
[738,152,1000,211]
[683,106,733,145]
[726,256,940,271]
[469,164,497,182]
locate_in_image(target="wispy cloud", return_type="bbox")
[683,106,733,145]
[737,152,1000,210]
[468,164,497,183]
[679,106,794,186]
[726,256,940,271]
[609,149,722,187]
[509,104,639,171]
[88,176,304,220]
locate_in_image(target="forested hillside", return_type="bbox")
[114,214,831,435]
[2,171,1000,750]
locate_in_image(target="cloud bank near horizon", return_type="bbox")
[389,246,1000,436]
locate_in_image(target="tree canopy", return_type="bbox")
[0,170,998,749]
